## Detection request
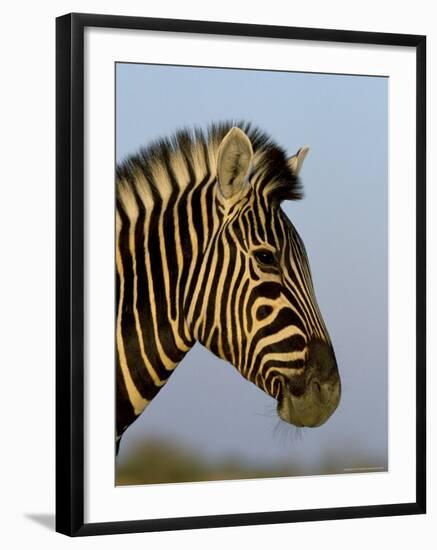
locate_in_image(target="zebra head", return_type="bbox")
[191,126,341,428]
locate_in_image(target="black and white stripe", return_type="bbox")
[115,121,340,452]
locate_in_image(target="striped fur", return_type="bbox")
[115,121,340,450]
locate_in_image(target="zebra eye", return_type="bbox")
[254,249,277,267]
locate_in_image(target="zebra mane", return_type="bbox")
[116,121,303,202]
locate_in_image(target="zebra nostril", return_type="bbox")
[311,379,322,400]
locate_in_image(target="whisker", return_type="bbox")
[273,418,305,447]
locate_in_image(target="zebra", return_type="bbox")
[115,121,341,454]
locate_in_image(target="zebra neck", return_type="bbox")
[115,155,223,421]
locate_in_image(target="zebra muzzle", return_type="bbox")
[277,339,341,428]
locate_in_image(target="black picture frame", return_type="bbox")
[56,12,426,537]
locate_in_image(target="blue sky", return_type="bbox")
[116,62,388,473]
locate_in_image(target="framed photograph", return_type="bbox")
[56,12,426,536]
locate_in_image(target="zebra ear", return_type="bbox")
[288,145,310,176]
[217,127,253,199]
